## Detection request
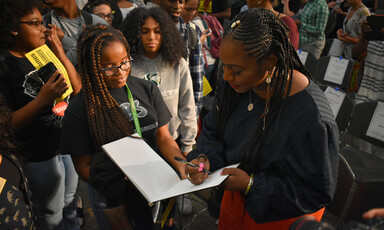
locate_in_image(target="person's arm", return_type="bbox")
[156,124,187,179]
[189,30,204,117]
[72,154,92,181]
[244,121,339,222]
[283,0,296,17]
[46,24,82,94]
[11,72,69,130]
[352,21,370,60]
[177,59,198,154]
[186,86,226,171]
[301,3,329,36]
[362,208,384,219]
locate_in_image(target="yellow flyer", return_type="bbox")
[198,0,212,13]
[25,44,73,103]
[203,75,212,96]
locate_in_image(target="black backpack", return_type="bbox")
[187,22,198,62]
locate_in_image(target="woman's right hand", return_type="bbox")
[37,70,69,106]
[186,154,210,185]
[200,29,212,44]
[337,28,345,39]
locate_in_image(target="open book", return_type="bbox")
[102,136,239,203]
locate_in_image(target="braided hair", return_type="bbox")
[217,8,310,173]
[77,24,134,150]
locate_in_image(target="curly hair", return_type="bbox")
[77,24,134,149]
[0,94,16,153]
[121,7,186,67]
[0,0,43,49]
[217,8,310,173]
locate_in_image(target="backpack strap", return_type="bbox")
[187,23,198,62]
[201,17,211,49]
[81,10,93,25]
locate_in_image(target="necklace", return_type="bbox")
[248,91,257,111]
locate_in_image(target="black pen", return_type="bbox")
[174,157,211,174]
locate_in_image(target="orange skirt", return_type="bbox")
[218,191,325,230]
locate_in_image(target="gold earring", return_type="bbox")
[257,0,262,5]
[12,32,18,36]
[261,72,271,124]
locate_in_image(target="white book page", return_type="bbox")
[323,56,349,85]
[327,39,343,57]
[155,163,239,202]
[366,102,384,142]
[296,50,308,65]
[102,137,181,203]
[102,136,239,203]
[324,86,346,117]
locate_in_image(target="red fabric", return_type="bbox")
[281,15,300,50]
[218,191,325,230]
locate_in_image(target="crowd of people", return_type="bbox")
[0,0,383,229]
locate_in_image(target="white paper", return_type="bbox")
[297,50,309,65]
[327,39,344,57]
[324,86,346,117]
[102,136,239,203]
[366,102,384,142]
[323,56,349,85]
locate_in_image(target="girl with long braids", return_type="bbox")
[122,7,197,156]
[185,8,339,229]
[61,24,188,229]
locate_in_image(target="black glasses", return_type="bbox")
[101,56,133,76]
[19,20,44,30]
[95,13,114,21]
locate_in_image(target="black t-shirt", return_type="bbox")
[212,0,231,13]
[275,0,302,14]
[0,50,61,162]
[61,76,171,156]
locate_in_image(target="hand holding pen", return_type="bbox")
[174,154,210,185]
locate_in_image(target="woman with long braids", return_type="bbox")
[61,24,188,230]
[185,8,339,229]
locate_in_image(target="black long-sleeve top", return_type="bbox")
[187,80,339,223]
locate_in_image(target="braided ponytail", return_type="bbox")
[77,24,134,149]
[217,8,310,173]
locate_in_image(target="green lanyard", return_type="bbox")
[125,83,142,137]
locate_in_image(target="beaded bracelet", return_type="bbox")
[244,174,254,196]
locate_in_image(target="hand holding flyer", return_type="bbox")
[25,44,73,103]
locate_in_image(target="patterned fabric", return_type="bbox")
[342,4,370,58]
[0,153,37,229]
[355,41,384,104]
[299,0,329,44]
[343,4,370,39]
[178,18,204,117]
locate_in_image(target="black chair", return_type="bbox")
[327,101,384,226]
[320,86,354,133]
[312,56,355,90]
[297,49,318,77]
